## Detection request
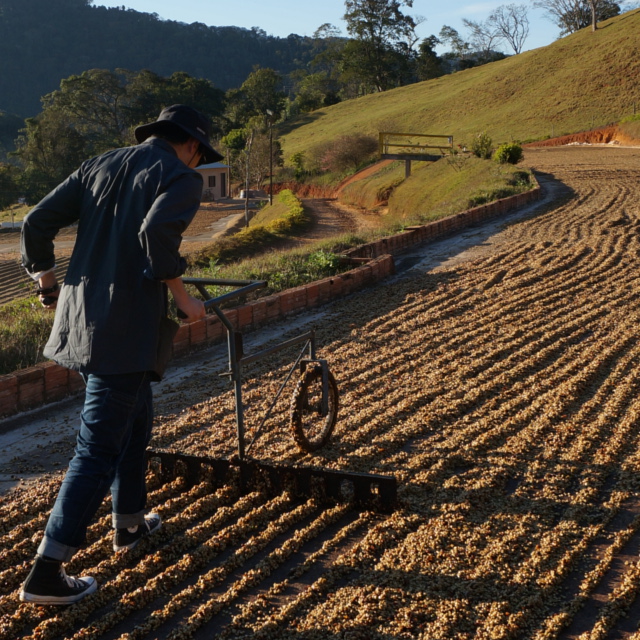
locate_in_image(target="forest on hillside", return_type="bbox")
[0,0,326,117]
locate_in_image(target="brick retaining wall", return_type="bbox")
[0,254,395,418]
[344,182,541,259]
[0,183,540,419]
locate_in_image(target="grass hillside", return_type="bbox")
[280,9,640,160]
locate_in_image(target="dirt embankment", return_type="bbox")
[526,124,640,147]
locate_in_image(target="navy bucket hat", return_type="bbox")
[134,104,223,164]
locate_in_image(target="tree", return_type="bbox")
[307,23,349,100]
[489,4,530,54]
[0,111,23,160]
[223,125,282,190]
[292,72,340,112]
[13,68,227,201]
[439,26,474,69]
[239,68,286,119]
[462,18,504,61]
[342,0,421,91]
[339,38,414,93]
[532,0,621,34]
[15,114,88,202]
[0,163,20,210]
[43,69,129,155]
[416,36,445,80]
[247,131,283,190]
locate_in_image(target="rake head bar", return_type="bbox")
[147,449,397,512]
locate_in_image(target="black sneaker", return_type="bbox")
[113,513,162,552]
[20,556,97,605]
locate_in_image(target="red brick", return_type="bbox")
[224,308,239,331]
[237,304,253,330]
[306,283,319,307]
[341,271,355,295]
[264,294,281,320]
[279,289,296,315]
[189,318,207,346]
[173,324,190,357]
[329,276,343,299]
[44,363,69,401]
[0,375,18,416]
[0,374,18,396]
[381,255,395,276]
[402,230,416,248]
[316,279,331,304]
[251,299,267,326]
[15,365,44,386]
[17,366,45,411]
[206,315,224,342]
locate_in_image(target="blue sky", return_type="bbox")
[94,0,561,53]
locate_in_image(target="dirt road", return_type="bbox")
[3,145,640,639]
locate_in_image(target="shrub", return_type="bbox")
[289,151,306,180]
[506,170,532,187]
[471,132,493,159]
[493,142,523,165]
[467,188,515,207]
[318,134,379,173]
[266,250,343,290]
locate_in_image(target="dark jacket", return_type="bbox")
[21,138,203,376]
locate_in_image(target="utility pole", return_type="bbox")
[266,109,274,205]
[244,131,254,228]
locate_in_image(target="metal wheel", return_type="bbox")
[290,364,339,453]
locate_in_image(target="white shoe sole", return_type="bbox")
[19,577,98,605]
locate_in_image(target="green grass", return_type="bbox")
[388,156,534,222]
[0,204,29,224]
[0,298,54,375]
[279,9,640,164]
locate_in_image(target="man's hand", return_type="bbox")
[176,295,206,324]
[164,277,206,323]
[37,272,59,310]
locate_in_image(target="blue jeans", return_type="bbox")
[38,371,153,562]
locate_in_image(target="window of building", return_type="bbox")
[208,175,216,188]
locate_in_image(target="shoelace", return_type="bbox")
[60,567,85,589]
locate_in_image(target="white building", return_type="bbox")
[196,162,230,201]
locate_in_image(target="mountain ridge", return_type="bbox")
[0,0,325,116]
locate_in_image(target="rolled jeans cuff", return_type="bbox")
[38,535,77,563]
[112,510,146,529]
